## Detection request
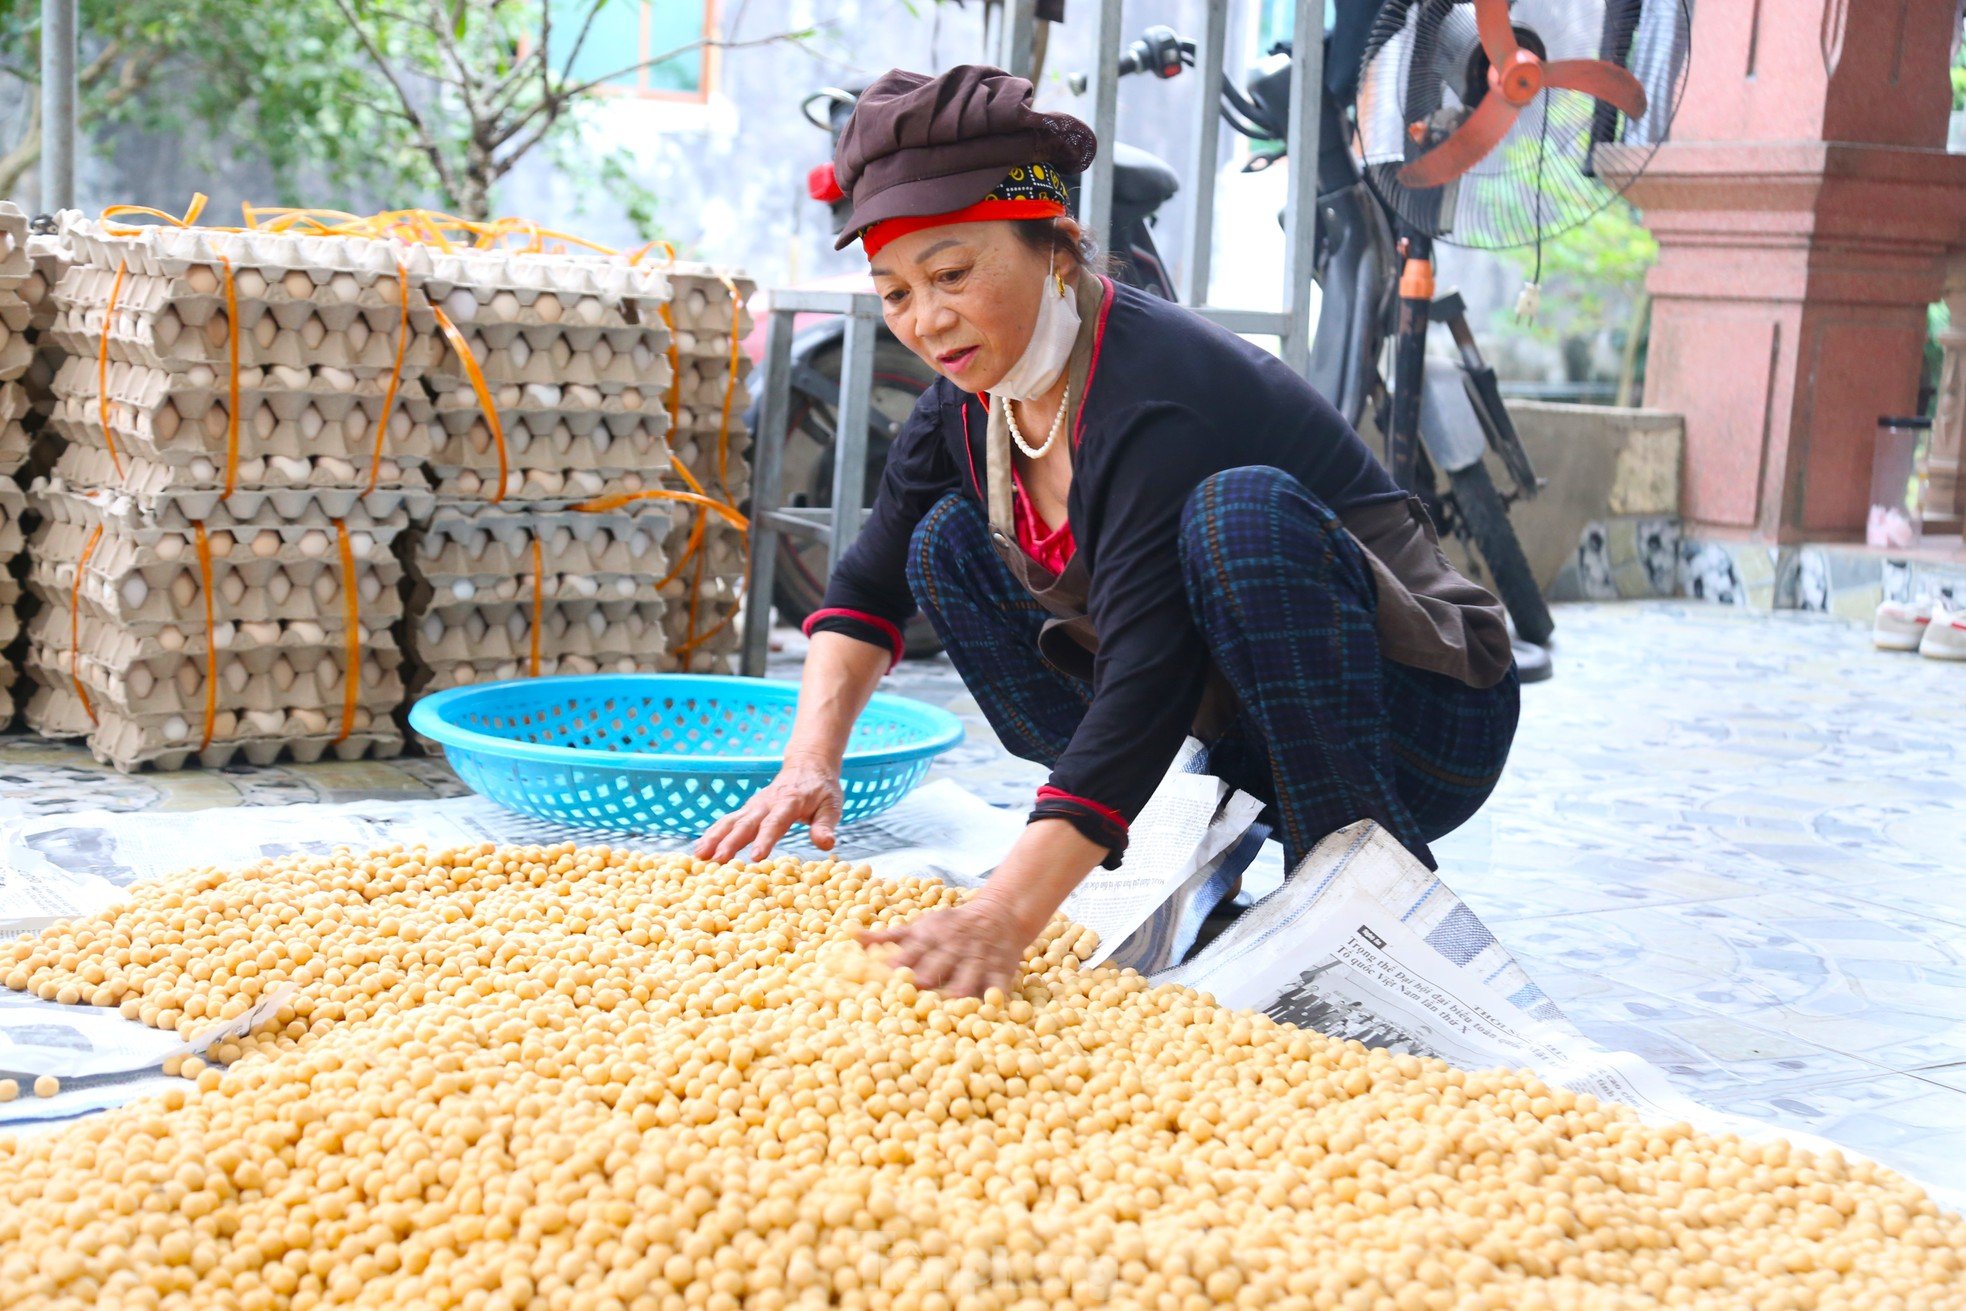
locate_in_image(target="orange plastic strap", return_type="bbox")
[100,193,209,236]
[333,520,361,743]
[623,239,676,268]
[659,300,683,437]
[529,535,544,679]
[97,261,129,478]
[70,525,103,724]
[193,522,218,751]
[572,487,747,530]
[431,305,508,503]
[666,452,707,495]
[716,274,744,500]
[675,529,751,664]
[217,255,242,497]
[365,258,412,496]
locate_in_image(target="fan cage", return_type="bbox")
[1355,0,1691,249]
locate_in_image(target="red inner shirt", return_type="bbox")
[1011,466,1076,574]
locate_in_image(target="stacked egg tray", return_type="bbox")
[406,499,678,689]
[404,249,692,716]
[23,219,438,768]
[0,202,37,715]
[23,485,418,770]
[17,213,78,479]
[420,250,673,504]
[652,262,754,673]
[663,261,755,505]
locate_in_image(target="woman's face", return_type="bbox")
[870,219,1079,393]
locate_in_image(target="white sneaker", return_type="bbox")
[1919,601,1966,661]
[1874,597,1933,651]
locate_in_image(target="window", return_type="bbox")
[1257,0,1339,56]
[553,0,714,99]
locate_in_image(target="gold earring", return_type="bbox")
[1054,270,1066,297]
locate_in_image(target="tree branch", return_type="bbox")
[425,0,486,132]
[79,39,124,91]
[555,0,611,93]
[327,0,459,197]
[0,98,41,199]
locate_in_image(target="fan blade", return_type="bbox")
[1396,93,1518,189]
[1541,59,1650,119]
[1470,0,1521,67]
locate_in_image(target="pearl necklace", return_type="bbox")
[1004,383,1070,460]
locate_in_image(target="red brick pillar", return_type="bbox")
[1618,0,1966,543]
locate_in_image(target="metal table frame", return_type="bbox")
[739,289,883,677]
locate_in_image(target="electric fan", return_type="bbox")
[1356,0,1691,248]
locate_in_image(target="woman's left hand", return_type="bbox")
[856,893,1040,999]
[856,818,1110,998]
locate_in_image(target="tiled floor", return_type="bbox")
[5,600,1965,1191]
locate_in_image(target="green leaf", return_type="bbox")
[452,0,468,39]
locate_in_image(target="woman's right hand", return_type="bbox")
[693,755,846,863]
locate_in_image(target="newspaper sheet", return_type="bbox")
[1064,738,1266,972]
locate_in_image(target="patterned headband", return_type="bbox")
[861,163,1071,259]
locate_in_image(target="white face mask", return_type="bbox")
[988,251,1080,401]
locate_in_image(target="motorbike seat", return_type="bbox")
[1112,144,1180,207]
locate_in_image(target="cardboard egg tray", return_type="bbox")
[427,378,667,477]
[49,355,436,473]
[17,228,78,485]
[664,263,757,341]
[422,249,671,330]
[654,269,754,503]
[22,487,410,768]
[0,298,32,383]
[44,448,433,523]
[32,470,427,540]
[21,230,71,334]
[0,381,29,475]
[401,499,685,723]
[0,203,34,387]
[27,519,404,637]
[407,499,675,582]
[62,220,444,289]
[0,202,30,289]
[426,320,670,392]
[31,608,402,719]
[23,674,403,770]
[50,264,444,378]
[1,477,23,700]
[413,599,670,667]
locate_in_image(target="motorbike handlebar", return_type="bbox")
[1067,25,1191,95]
[1067,28,1283,146]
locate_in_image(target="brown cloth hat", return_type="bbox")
[831,64,1097,251]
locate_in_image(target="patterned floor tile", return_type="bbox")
[1699,1072,1966,1193]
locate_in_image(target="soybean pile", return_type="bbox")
[1,843,1961,1311]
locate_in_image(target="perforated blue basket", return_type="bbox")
[410,674,964,837]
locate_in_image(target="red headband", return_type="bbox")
[861,198,1067,260]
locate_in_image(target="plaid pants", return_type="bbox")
[906,467,1519,869]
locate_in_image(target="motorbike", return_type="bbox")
[747,21,1553,667]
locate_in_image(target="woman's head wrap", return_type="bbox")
[831,64,1096,255]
